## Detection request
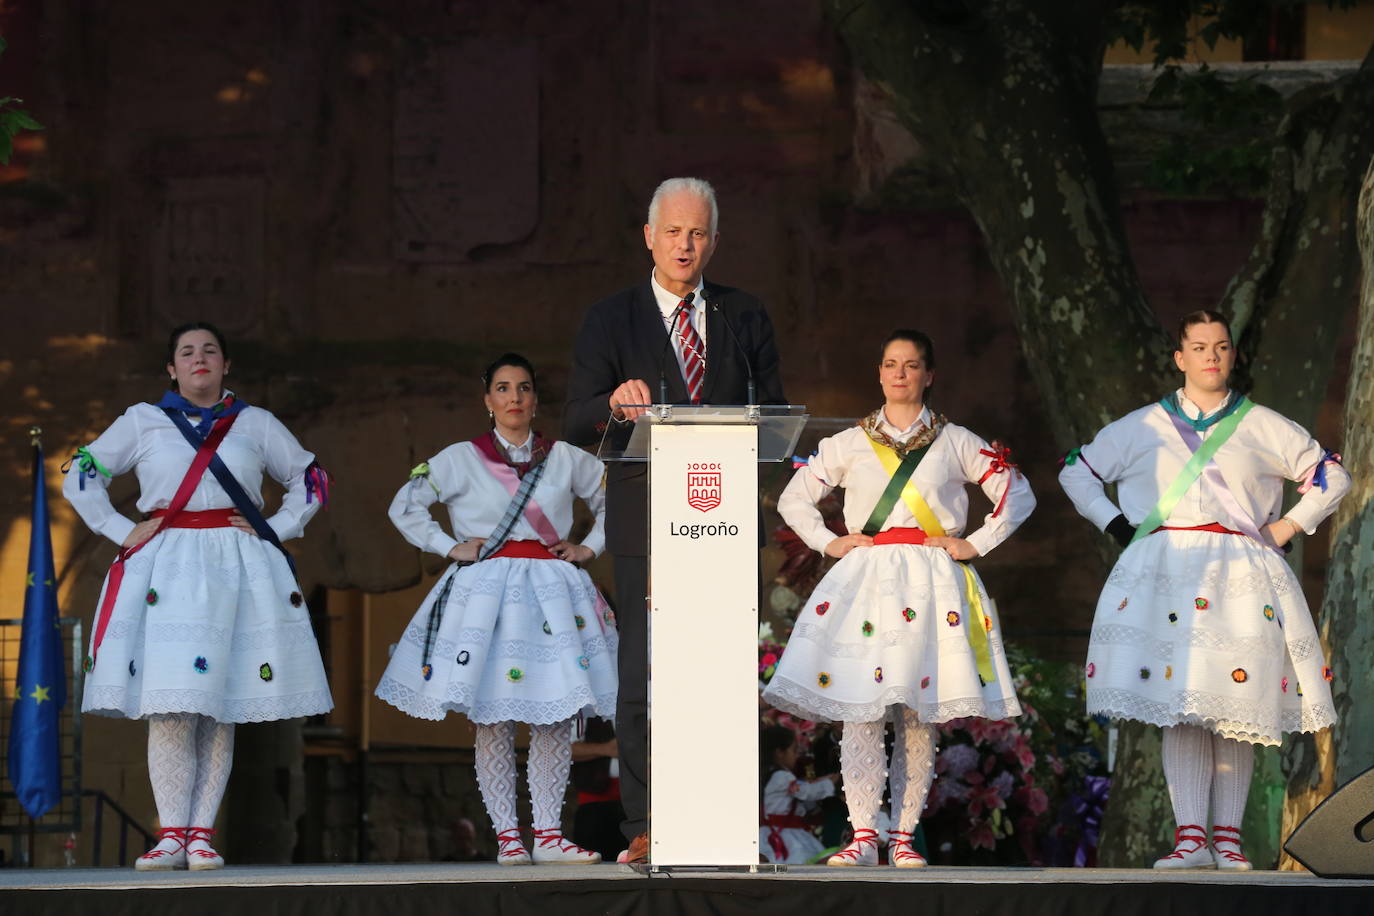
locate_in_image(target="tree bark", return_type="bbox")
[1276,155,1374,870]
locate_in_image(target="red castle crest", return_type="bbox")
[686,468,722,512]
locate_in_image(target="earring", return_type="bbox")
[487,410,493,418]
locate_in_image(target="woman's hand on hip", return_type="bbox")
[448,538,486,563]
[551,540,594,564]
[122,518,164,549]
[924,536,979,561]
[824,534,873,558]
[229,512,259,536]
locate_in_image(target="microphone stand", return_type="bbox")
[711,297,758,419]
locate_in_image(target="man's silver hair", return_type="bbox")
[647,177,718,235]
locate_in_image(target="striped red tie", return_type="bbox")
[673,300,705,403]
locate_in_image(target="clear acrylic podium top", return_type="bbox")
[597,404,809,463]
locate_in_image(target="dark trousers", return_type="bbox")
[613,554,649,842]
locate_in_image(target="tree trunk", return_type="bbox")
[1276,155,1374,869]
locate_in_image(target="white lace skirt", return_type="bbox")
[1085,529,1335,746]
[81,528,333,723]
[761,544,1021,724]
[374,557,618,725]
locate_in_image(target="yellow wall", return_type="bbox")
[1104,3,1374,65]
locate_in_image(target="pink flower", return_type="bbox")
[967,819,997,851]
[1025,787,1049,815]
[968,783,1004,816]
[759,652,778,672]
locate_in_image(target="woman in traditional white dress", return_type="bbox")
[64,321,333,871]
[1058,310,1349,871]
[762,330,1034,867]
[375,352,615,865]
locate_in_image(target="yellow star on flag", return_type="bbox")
[29,685,52,705]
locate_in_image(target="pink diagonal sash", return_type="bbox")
[470,434,562,545]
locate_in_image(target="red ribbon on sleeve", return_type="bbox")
[977,441,1019,518]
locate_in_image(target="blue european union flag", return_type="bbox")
[7,438,67,819]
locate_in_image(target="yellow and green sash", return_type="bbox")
[864,438,996,684]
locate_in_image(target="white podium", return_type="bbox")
[607,405,807,867]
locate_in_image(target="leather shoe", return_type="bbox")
[619,832,649,865]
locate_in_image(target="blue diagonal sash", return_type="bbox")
[163,408,297,574]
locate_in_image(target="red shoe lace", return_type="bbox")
[140,826,189,860]
[1161,824,1208,859]
[185,827,219,860]
[888,829,925,864]
[532,829,588,854]
[831,828,879,863]
[497,829,528,859]
[1212,825,1249,863]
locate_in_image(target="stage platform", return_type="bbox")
[3,862,1372,915]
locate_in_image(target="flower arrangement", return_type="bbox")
[921,645,1109,865]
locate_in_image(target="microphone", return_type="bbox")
[711,295,756,406]
[657,291,694,404]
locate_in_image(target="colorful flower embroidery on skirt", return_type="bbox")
[1231,668,1247,683]
[259,663,274,682]
[817,672,831,688]
[194,656,209,674]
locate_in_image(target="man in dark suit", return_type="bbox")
[564,177,785,863]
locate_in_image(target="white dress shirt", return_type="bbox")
[64,402,321,546]
[779,406,1035,558]
[1059,390,1349,535]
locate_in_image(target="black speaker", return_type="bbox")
[1283,765,1374,878]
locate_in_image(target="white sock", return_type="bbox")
[840,719,886,833]
[1162,724,1212,830]
[147,713,196,841]
[188,716,234,835]
[529,718,574,833]
[474,721,518,835]
[1210,733,1254,831]
[888,708,937,834]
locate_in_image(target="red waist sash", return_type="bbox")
[1151,522,1243,536]
[150,507,238,528]
[872,527,928,546]
[487,539,557,560]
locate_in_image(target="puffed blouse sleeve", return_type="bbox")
[953,428,1036,558]
[1058,414,1134,531]
[63,406,144,547]
[260,411,324,542]
[777,433,848,555]
[565,444,607,558]
[388,446,464,559]
[1272,414,1350,535]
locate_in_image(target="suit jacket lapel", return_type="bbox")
[701,285,723,402]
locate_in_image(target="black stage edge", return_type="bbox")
[3,864,1373,916]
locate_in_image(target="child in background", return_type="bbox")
[760,725,838,864]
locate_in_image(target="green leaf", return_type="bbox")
[8,109,42,131]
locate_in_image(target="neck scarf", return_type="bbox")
[1161,389,1245,433]
[155,389,247,437]
[858,407,947,457]
[490,430,553,478]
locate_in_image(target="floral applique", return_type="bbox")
[874,667,884,683]
[1322,666,1334,682]
[575,615,586,630]
[578,656,590,670]
[1231,668,1247,683]
[946,611,961,627]
[146,589,158,606]
[920,676,931,689]
[817,672,831,688]
[507,668,524,683]
[1263,605,1276,622]
[902,608,916,622]
[861,621,874,637]
[1194,597,1209,610]
[1139,667,1150,680]
[815,602,830,616]
[456,650,471,665]
[1117,598,1128,612]
[194,656,209,674]
[290,592,304,607]
[1167,612,1179,624]
[1165,666,1173,680]
[421,664,433,681]
[1085,662,1096,678]
[259,663,273,682]
[128,660,137,677]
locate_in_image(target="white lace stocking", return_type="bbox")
[1210,733,1254,829]
[888,709,937,834]
[189,716,235,829]
[148,714,196,831]
[1162,723,1213,828]
[529,718,573,832]
[840,719,886,833]
[475,721,518,835]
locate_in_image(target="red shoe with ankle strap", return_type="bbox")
[531,828,601,864]
[496,829,532,866]
[1211,825,1252,871]
[185,826,224,871]
[887,829,928,868]
[135,827,189,871]
[1152,824,1215,870]
[827,828,880,867]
